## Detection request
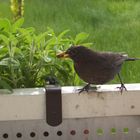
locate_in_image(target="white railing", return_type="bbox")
[0,84,140,140]
[0,83,140,121]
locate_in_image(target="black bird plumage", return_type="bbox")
[57,46,140,93]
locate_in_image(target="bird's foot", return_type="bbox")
[78,84,98,94]
[117,83,127,94]
[78,84,90,94]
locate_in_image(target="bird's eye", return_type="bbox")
[70,50,77,56]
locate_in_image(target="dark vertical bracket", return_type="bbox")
[45,87,62,126]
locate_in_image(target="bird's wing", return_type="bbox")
[98,52,128,68]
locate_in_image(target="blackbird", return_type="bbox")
[57,45,140,93]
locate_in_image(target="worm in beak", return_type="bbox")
[56,51,70,58]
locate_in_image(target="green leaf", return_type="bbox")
[14,47,22,55]
[12,17,24,32]
[0,46,8,58]
[9,34,18,45]
[0,58,20,67]
[0,58,8,66]
[17,27,35,43]
[0,18,11,32]
[75,32,89,44]
[55,65,69,80]
[0,79,13,92]
[35,32,48,44]
[0,34,9,45]
[45,37,57,48]
[57,29,70,40]
[47,27,55,36]
[80,42,93,47]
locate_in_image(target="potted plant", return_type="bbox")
[0,18,92,92]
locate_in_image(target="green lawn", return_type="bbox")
[0,0,140,83]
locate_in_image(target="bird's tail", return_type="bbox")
[125,58,140,61]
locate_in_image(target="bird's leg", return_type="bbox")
[117,73,127,94]
[78,83,91,94]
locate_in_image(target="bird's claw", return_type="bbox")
[77,84,98,94]
[78,84,90,94]
[117,83,127,94]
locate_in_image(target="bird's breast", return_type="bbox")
[74,61,117,84]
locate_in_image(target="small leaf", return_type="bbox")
[55,65,69,80]
[0,58,20,67]
[0,34,9,45]
[45,37,57,48]
[80,42,93,47]
[58,29,70,40]
[0,18,11,32]
[36,32,48,44]
[0,79,13,92]
[12,17,24,32]
[47,27,55,36]
[75,32,89,44]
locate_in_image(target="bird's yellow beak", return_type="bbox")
[56,51,70,58]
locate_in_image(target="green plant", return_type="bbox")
[0,18,92,91]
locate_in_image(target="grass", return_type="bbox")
[0,0,140,84]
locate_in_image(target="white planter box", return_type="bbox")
[0,84,140,140]
[0,83,140,121]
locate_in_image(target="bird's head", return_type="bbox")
[57,46,90,62]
